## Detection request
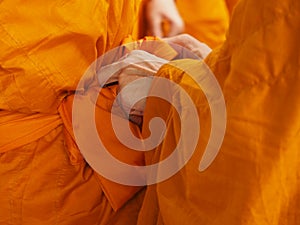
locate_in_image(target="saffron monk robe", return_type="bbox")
[136,0,300,224]
[0,0,146,224]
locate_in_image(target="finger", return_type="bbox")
[146,2,163,37]
[167,18,184,37]
[150,17,163,37]
[163,34,212,59]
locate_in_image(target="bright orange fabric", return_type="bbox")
[0,0,145,224]
[58,86,145,211]
[136,0,230,48]
[176,0,229,48]
[137,0,300,224]
[225,0,240,15]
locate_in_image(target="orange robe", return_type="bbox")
[226,0,240,16]
[136,0,230,48]
[0,0,145,224]
[176,0,230,48]
[137,0,300,224]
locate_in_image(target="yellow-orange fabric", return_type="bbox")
[135,0,230,48]
[137,0,300,224]
[58,88,145,211]
[225,0,240,16]
[176,0,229,48]
[0,0,145,224]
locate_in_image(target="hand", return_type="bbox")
[163,34,212,59]
[146,0,184,37]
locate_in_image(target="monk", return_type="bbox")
[0,0,145,224]
[137,0,300,224]
[1,0,299,225]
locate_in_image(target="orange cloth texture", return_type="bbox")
[136,0,300,224]
[226,0,240,16]
[136,0,230,48]
[0,0,145,224]
[1,0,299,224]
[176,0,230,48]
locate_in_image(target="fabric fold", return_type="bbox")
[58,87,145,211]
[0,111,62,153]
